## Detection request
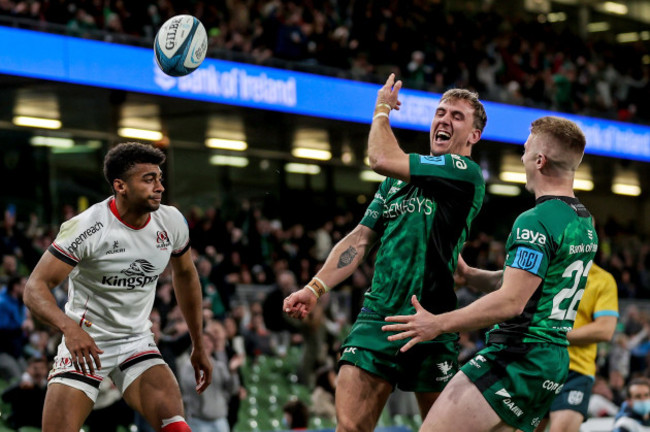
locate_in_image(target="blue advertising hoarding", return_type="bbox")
[1,26,649,161]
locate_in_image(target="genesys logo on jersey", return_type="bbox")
[101,259,159,290]
[156,230,171,251]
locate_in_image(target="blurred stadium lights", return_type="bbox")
[13,116,61,129]
[360,170,385,183]
[601,1,628,15]
[30,136,73,148]
[209,155,249,167]
[574,163,594,191]
[118,127,163,141]
[285,163,320,175]
[291,148,332,161]
[617,32,640,43]
[205,138,247,151]
[499,153,526,184]
[292,128,331,160]
[587,22,611,32]
[612,168,641,196]
[488,184,521,197]
[547,12,567,22]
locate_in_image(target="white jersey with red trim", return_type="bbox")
[48,197,190,341]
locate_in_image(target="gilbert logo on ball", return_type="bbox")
[154,15,207,77]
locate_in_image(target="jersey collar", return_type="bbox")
[109,198,151,230]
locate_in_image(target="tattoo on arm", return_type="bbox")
[337,247,358,268]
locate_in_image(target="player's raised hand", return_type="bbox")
[376,73,403,111]
[382,295,440,352]
[63,325,103,375]
[283,287,318,320]
[191,346,213,394]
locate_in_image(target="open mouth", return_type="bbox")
[435,131,451,141]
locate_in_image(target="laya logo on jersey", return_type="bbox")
[156,230,171,250]
[101,259,159,290]
[515,228,547,245]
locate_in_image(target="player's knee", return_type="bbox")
[336,414,370,432]
[160,416,191,432]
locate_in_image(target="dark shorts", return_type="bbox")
[461,342,569,432]
[549,370,594,419]
[339,309,459,392]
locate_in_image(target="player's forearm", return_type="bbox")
[24,280,76,334]
[464,267,503,293]
[172,270,205,347]
[314,227,374,289]
[368,118,408,181]
[438,289,522,333]
[568,317,617,346]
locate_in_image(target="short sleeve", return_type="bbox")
[593,270,619,320]
[359,180,389,233]
[48,217,105,266]
[504,212,552,278]
[169,207,191,257]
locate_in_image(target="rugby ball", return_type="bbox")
[154,15,207,77]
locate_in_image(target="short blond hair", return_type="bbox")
[530,116,586,172]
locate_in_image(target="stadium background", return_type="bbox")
[1,0,650,431]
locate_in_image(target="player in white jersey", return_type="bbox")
[24,142,212,432]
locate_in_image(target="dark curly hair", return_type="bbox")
[103,142,166,193]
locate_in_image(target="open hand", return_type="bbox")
[376,73,403,111]
[64,325,103,375]
[191,346,213,394]
[382,295,440,352]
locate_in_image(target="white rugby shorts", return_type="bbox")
[48,333,167,402]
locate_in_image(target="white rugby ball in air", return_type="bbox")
[154,14,207,77]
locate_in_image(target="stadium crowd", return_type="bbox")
[1,197,650,429]
[0,0,648,124]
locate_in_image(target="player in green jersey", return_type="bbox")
[284,74,487,431]
[383,116,595,432]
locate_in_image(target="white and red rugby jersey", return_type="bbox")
[48,197,190,341]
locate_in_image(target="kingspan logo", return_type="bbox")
[102,259,159,290]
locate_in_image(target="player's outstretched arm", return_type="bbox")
[284,224,378,319]
[384,267,540,352]
[170,249,212,393]
[24,251,104,375]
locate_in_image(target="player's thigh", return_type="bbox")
[42,383,95,432]
[335,364,393,432]
[548,410,584,432]
[122,364,184,431]
[422,371,513,432]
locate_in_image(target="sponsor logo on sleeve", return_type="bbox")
[511,247,543,273]
[67,221,103,256]
[420,155,445,165]
[515,228,547,245]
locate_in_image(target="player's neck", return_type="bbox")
[113,197,150,228]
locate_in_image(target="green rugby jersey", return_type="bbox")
[359,153,485,320]
[489,196,598,346]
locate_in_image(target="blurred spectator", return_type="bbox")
[310,364,336,421]
[612,377,650,431]
[180,331,239,432]
[0,276,31,362]
[1,356,47,429]
[283,399,310,430]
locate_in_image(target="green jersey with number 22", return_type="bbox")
[489,196,598,346]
